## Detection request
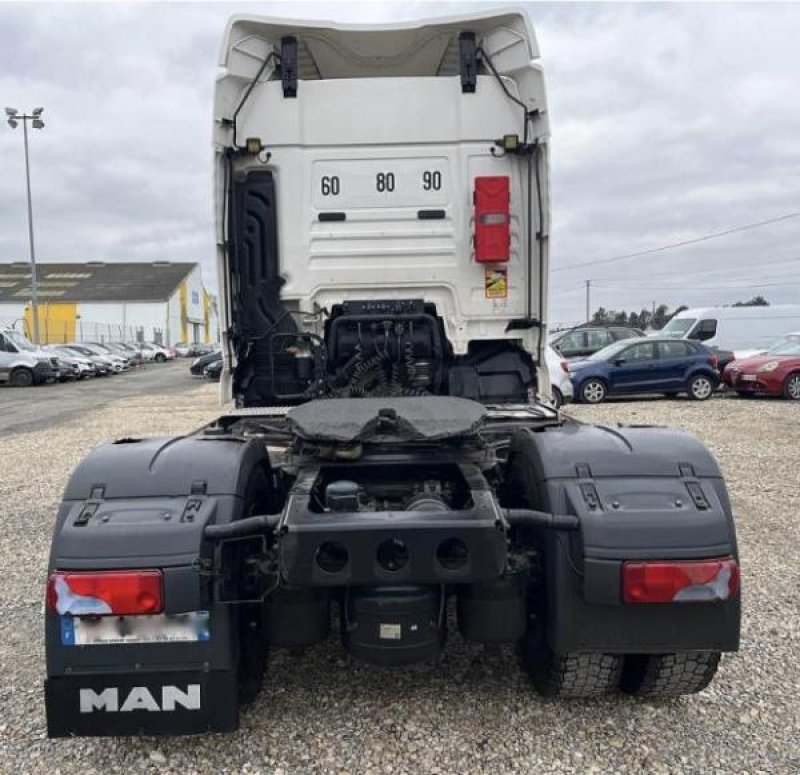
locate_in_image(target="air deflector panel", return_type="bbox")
[228,169,300,405]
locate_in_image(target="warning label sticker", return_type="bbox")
[379,623,402,640]
[485,266,508,299]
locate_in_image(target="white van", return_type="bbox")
[659,305,800,355]
[0,328,60,386]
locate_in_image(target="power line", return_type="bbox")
[590,270,800,288]
[551,274,800,296]
[551,254,800,293]
[551,211,800,273]
[577,255,800,285]
[591,279,800,291]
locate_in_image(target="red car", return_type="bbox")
[722,333,800,399]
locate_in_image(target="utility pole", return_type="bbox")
[5,107,45,344]
[585,279,592,322]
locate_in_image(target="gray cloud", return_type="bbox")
[1,2,798,323]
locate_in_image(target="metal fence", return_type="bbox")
[14,318,164,346]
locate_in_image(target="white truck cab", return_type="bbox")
[213,10,551,407]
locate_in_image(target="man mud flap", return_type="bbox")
[45,670,238,737]
[507,422,741,654]
[44,436,272,737]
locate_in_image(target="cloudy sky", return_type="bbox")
[1,1,799,324]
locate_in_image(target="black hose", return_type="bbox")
[230,52,278,149]
[204,513,282,540]
[534,141,546,331]
[504,508,580,531]
[476,45,529,143]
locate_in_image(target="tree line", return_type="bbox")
[590,296,770,330]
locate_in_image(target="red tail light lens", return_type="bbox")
[709,355,719,368]
[622,557,739,603]
[560,360,569,373]
[47,570,163,616]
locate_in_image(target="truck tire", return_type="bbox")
[526,649,623,698]
[10,367,34,387]
[580,379,607,404]
[238,609,268,706]
[551,386,564,409]
[620,651,720,698]
[783,372,800,400]
[687,374,714,400]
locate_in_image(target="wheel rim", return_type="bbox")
[691,377,712,399]
[583,381,604,403]
[788,375,800,399]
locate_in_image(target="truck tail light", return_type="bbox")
[474,176,510,263]
[47,570,163,616]
[622,557,739,603]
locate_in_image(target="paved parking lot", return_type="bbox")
[0,376,797,774]
[0,360,197,436]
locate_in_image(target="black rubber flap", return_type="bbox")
[287,397,486,442]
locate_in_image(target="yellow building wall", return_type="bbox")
[203,289,211,344]
[24,302,77,344]
[179,281,189,343]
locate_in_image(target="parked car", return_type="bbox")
[139,342,175,363]
[84,342,131,370]
[551,325,645,360]
[709,346,736,373]
[722,332,800,400]
[190,350,222,377]
[204,358,223,382]
[104,341,142,364]
[545,345,572,408]
[68,343,126,373]
[42,347,81,381]
[175,342,214,357]
[568,337,720,404]
[61,344,114,376]
[658,304,800,355]
[0,329,60,386]
[45,346,96,379]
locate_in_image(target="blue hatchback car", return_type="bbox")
[568,338,720,403]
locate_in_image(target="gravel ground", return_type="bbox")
[0,384,798,774]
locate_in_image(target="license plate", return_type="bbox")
[740,374,757,382]
[60,611,210,646]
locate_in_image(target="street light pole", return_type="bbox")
[6,107,44,344]
[585,279,592,323]
[22,117,41,344]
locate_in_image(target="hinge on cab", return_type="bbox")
[74,485,105,527]
[679,463,710,510]
[575,464,602,511]
[181,480,207,523]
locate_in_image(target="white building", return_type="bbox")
[0,261,217,345]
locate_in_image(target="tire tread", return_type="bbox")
[530,651,623,698]
[621,651,720,698]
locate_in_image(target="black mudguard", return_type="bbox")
[508,420,740,655]
[45,435,270,737]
